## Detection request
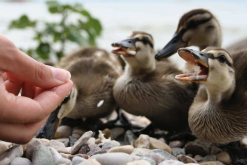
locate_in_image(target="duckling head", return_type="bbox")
[175,47,235,101]
[155,9,222,61]
[112,31,156,73]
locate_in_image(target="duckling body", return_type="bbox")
[176,47,247,143]
[56,47,122,119]
[112,32,197,131]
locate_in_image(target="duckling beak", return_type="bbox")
[175,48,209,82]
[155,29,187,61]
[111,38,137,57]
[36,106,60,139]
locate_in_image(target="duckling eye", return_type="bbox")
[142,38,148,44]
[218,55,226,63]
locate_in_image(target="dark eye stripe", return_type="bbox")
[186,16,212,29]
[208,53,232,67]
[135,37,153,48]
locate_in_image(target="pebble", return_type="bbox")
[158,160,185,165]
[78,144,90,154]
[92,153,133,165]
[54,131,63,139]
[39,138,50,146]
[194,155,204,162]
[138,157,156,165]
[200,161,224,165]
[135,134,150,149]
[184,140,211,157]
[204,155,216,161]
[144,152,167,164]
[32,144,53,165]
[26,139,42,160]
[131,148,150,157]
[110,127,125,140]
[72,156,86,165]
[57,125,72,138]
[172,148,185,157]
[101,143,116,150]
[0,158,10,165]
[0,145,23,162]
[102,128,111,139]
[169,141,185,148]
[69,136,77,147]
[78,159,101,165]
[178,155,198,164]
[149,137,172,154]
[150,149,177,160]
[49,140,68,153]
[87,144,102,156]
[126,160,151,165]
[124,130,137,146]
[216,152,232,164]
[107,145,134,154]
[70,131,93,154]
[56,138,70,147]
[0,141,12,155]
[210,146,222,155]
[86,138,95,146]
[72,128,85,140]
[10,157,31,165]
[49,147,72,165]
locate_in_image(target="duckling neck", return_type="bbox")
[124,56,156,76]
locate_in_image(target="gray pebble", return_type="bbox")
[172,148,185,157]
[144,152,167,164]
[92,153,133,165]
[87,144,101,156]
[204,155,216,161]
[139,157,156,165]
[158,160,185,165]
[26,139,42,160]
[69,136,77,147]
[78,144,90,154]
[184,139,211,156]
[0,145,23,162]
[49,147,71,165]
[72,156,86,165]
[150,149,177,160]
[124,130,137,146]
[32,144,53,165]
[70,131,93,154]
[10,157,31,165]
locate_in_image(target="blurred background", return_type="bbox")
[1,0,247,64]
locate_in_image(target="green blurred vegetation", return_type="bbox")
[8,0,102,61]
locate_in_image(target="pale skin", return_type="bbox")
[0,34,73,144]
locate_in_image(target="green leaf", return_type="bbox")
[9,15,36,29]
[56,51,64,59]
[67,28,85,45]
[53,32,61,42]
[36,43,50,60]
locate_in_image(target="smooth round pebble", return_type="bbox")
[169,141,185,148]
[178,155,198,164]
[0,145,23,162]
[200,161,224,165]
[131,148,150,157]
[107,145,134,154]
[26,139,42,160]
[32,144,53,165]
[86,138,95,146]
[216,152,232,164]
[135,134,150,149]
[57,125,72,138]
[39,138,50,146]
[49,140,68,153]
[92,153,133,165]
[78,159,101,165]
[144,152,167,164]
[149,137,171,154]
[158,160,185,165]
[172,148,185,157]
[126,160,151,165]
[150,149,177,160]
[72,156,86,165]
[139,157,156,165]
[110,127,125,140]
[10,157,31,165]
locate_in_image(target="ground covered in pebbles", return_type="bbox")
[0,112,246,165]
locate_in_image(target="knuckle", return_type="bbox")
[34,63,47,81]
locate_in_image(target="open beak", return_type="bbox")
[155,29,187,60]
[111,38,137,57]
[175,48,209,82]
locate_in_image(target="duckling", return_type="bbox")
[155,8,247,60]
[112,31,197,132]
[175,47,247,143]
[37,47,122,139]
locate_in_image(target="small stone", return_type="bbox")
[169,141,185,148]
[57,125,72,138]
[172,148,185,157]
[135,134,150,149]
[10,157,31,165]
[200,161,224,165]
[26,139,42,160]
[72,156,86,165]
[70,131,93,155]
[204,155,216,161]
[101,143,116,150]
[194,155,204,162]
[149,137,172,154]
[131,148,150,157]
[124,130,137,146]
[110,127,125,140]
[56,138,70,147]
[185,139,211,157]
[92,153,133,165]
[139,157,156,165]
[158,160,185,165]
[144,152,167,164]
[78,144,90,154]
[75,154,89,159]
[86,138,95,146]
[32,144,53,165]
[150,149,177,160]
[49,140,68,153]
[0,158,10,165]
[78,159,101,165]
[72,128,85,139]
[87,144,101,156]
[158,138,166,144]
[0,141,12,155]
[69,136,77,147]
[102,128,111,139]
[126,160,151,165]
[107,145,134,154]
[49,147,71,165]
[0,145,23,162]
[178,155,198,164]
[210,146,222,155]
[39,138,50,146]
[95,139,101,145]
[54,131,63,139]
[194,155,203,159]
[216,152,232,164]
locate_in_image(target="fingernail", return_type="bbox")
[51,67,71,82]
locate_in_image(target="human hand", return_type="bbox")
[0,34,73,144]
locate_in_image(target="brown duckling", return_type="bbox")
[155,8,247,60]
[175,47,247,144]
[111,31,197,132]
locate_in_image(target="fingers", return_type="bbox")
[0,79,73,124]
[0,116,49,144]
[21,82,35,98]
[0,34,71,88]
[4,80,23,95]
